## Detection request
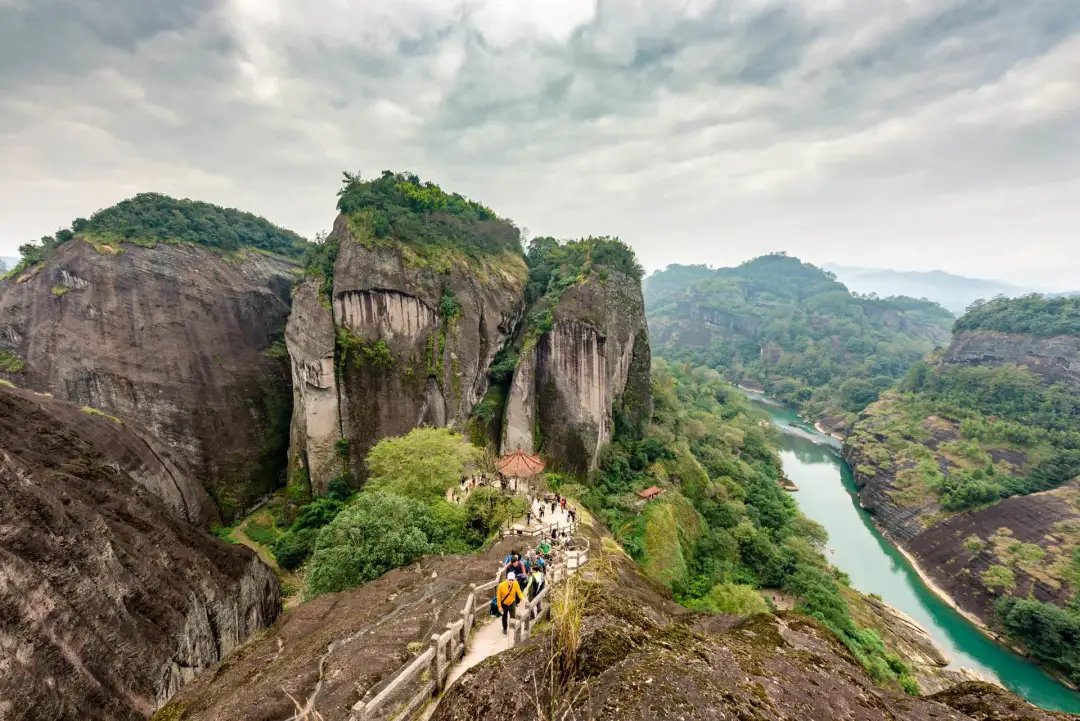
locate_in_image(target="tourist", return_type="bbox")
[537,539,551,556]
[505,554,527,589]
[525,567,545,617]
[538,504,545,520]
[503,548,519,566]
[497,571,524,635]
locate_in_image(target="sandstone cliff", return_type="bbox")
[0,383,280,721]
[0,239,297,523]
[502,270,652,474]
[944,330,1080,389]
[287,213,527,494]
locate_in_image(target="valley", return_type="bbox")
[1,176,1077,721]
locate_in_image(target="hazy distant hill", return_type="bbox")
[0,256,17,272]
[823,264,1028,315]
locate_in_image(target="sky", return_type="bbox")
[1,0,1078,289]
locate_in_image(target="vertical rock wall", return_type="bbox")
[503,270,652,475]
[286,215,527,487]
[0,240,298,523]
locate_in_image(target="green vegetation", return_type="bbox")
[645,254,953,423]
[956,295,1080,337]
[8,193,308,277]
[365,427,483,502]
[80,405,122,424]
[336,170,520,257]
[853,355,1080,512]
[996,596,1080,685]
[573,359,917,691]
[0,350,25,373]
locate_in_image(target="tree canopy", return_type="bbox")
[335,170,521,257]
[365,427,484,502]
[954,294,1080,337]
[7,192,308,276]
[644,255,954,422]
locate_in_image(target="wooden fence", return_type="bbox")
[349,540,590,721]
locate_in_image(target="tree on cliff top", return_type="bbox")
[525,235,644,304]
[336,170,522,257]
[7,193,308,275]
[954,294,1080,336]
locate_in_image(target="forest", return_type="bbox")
[954,295,1080,336]
[335,170,521,258]
[645,254,954,424]
[7,192,308,277]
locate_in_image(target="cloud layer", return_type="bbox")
[2,0,1078,287]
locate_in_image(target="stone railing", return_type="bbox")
[349,539,590,721]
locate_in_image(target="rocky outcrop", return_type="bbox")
[502,271,652,474]
[431,533,1068,721]
[944,331,1080,389]
[153,538,521,721]
[0,383,280,721]
[287,216,527,491]
[285,278,342,495]
[0,239,297,522]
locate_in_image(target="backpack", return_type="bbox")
[489,595,499,616]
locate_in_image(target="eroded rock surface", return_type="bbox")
[0,239,297,522]
[502,271,652,474]
[287,215,527,491]
[0,384,280,721]
[154,538,518,721]
[944,331,1080,390]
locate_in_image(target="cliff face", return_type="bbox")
[287,216,527,493]
[0,384,280,721]
[944,331,1080,389]
[502,270,652,474]
[0,239,297,522]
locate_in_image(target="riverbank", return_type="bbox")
[885,525,1080,693]
[813,420,846,442]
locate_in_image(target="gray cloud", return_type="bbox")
[1,0,1077,289]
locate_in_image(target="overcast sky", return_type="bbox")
[2,0,1077,289]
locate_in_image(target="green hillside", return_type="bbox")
[645,253,954,425]
[8,192,308,276]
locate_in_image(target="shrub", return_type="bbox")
[366,427,483,502]
[981,565,1016,592]
[273,528,316,570]
[684,582,769,615]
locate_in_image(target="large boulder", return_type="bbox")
[0,239,297,522]
[287,214,527,492]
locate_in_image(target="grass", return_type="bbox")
[50,285,70,297]
[0,350,25,373]
[80,405,123,424]
[245,519,280,546]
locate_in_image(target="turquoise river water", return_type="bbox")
[750,396,1080,713]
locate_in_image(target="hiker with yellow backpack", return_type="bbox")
[496,570,524,635]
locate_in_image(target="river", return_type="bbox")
[749,396,1080,713]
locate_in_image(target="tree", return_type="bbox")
[307,491,445,596]
[365,427,483,502]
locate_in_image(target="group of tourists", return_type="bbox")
[492,547,550,635]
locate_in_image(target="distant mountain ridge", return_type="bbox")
[823,264,1030,316]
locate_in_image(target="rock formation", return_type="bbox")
[0,239,297,523]
[502,270,652,474]
[0,383,280,721]
[286,214,527,494]
[944,330,1080,389]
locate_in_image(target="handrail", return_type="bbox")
[350,535,590,720]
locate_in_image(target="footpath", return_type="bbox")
[348,496,588,721]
